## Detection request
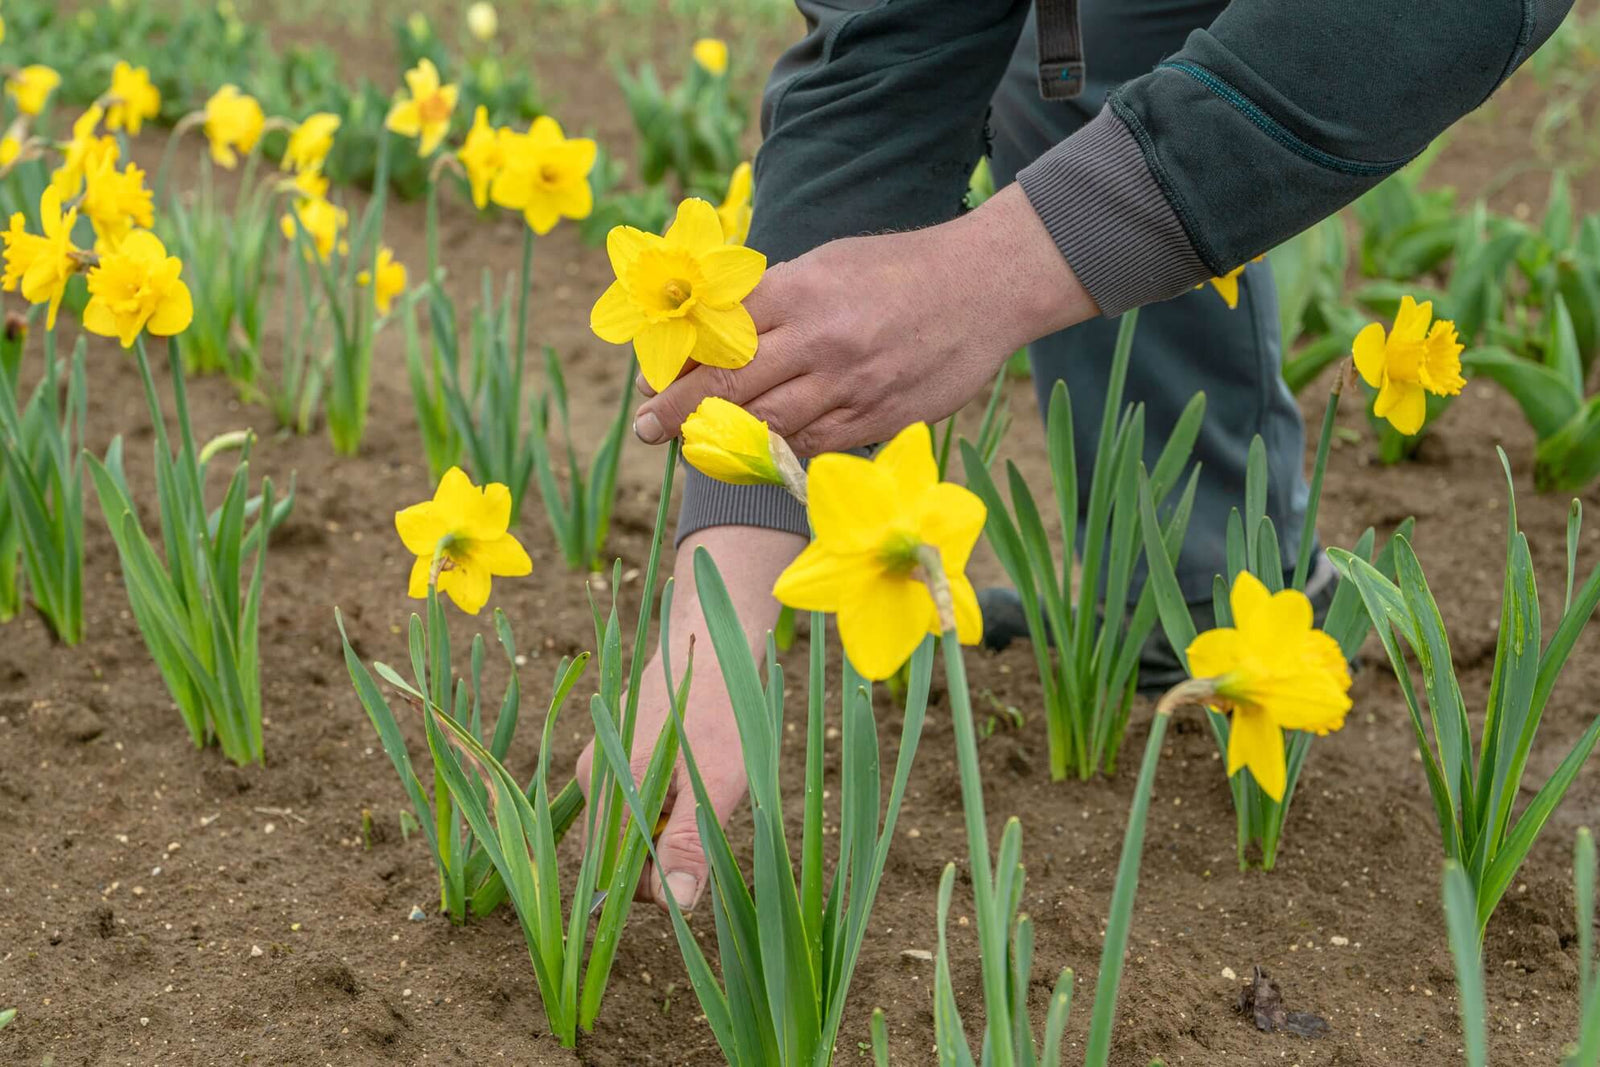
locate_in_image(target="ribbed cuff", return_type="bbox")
[1015,107,1209,317]
[676,466,810,546]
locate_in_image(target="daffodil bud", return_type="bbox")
[692,38,729,77]
[681,397,805,500]
[467,2,498,42]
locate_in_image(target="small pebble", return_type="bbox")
[250,945,264,958]
[1221,966,1237,981]
[901,949,934,962]
[408,905,426,921]
[1330,935,1350,947]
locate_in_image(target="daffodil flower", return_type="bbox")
[1196,254,1265,309]
[394,467,532,615]
[203,85,265,169]
[6,65,61,117]
[81,154,154,250]
[716,161,752,246]
[457,106,504,210]
[693,37,729,76]
[83,229,195,347]
[359,246,408,314]
[1353,295,1465,436]
[2,187,82,330]
[590,198,766,392]
[772,423,985,680]
[1184,571,1352,801]
[386,58,458,158]
[467,1,498,42]
[280,196,347,262]
[51,105,117,200]
[282,112,340,173]
[682,396,803,492]
[489,115,596,233]
[104,62,160,135]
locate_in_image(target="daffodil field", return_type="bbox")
[6,3,1600,1066]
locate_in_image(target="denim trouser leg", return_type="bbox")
[987,4,1309,604]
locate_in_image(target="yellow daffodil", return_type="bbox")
[7,65,61,117]
[282,112,340,173]
[358,246,407,314]
[1353,295,1465,437]
[103,62,160,135]
[1197,254,1264,309]
[287,164,329,202]
[203,85,265,169]
[772,422,985,680]
[1184,571,1352,801]
[2,187,81,330]
[51,105,118,200]
[83,230,195,348]
[489,114,595,233]
[693,38,729,76]
[279,195,347,261]
[394,466,532,614]
[467,1,498,41]
[590,197,766,392]
[457,105,504,210]
[81,154,153,250]
[682,397,787,486]
[386,58,458,157]
[717,161,752,246]
[0,135,18,169]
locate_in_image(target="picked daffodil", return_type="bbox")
[772,422,985,680]
[693,37,729,76]
[359,246,408,314]
[395,467,532,615]
[282,112,340,173]
[83,229,195,347]
[81,154,154,250]
[1353,295,1465,436]
[202,85,265,169]
[6,65,61,117]
[1184,570,1352,801]
[2,187,82,330]
[386,58,458,157]
[1197,254,1264,310]
[716,162,752,246]
[489,115,595,234]
[682,397,802,492]
[103,62,160,135]
[590,197,766,392]
[457,105,504,210]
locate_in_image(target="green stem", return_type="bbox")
[425,176,442,285]
[1083,679,1181,1067]
[1291,364,1346,591]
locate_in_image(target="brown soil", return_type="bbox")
[4,14,1600,1067]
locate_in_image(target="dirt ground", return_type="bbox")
[5,13,1600,1067]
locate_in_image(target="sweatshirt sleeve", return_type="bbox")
[1016,0,1576,317]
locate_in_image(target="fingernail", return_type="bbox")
[665,871,699,911]
[634,411,664,444]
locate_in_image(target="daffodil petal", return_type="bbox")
[1226,570,1273,632]
[874,423,938,498]
[805,452,897,552]
[837,572,936,681]
[396,502,451,556]
[950,574,983,646]
[147,279,194,336]
[772,541,858,613]
[635,319,697,392]
[915,481,986,575]
[606,226,653,277]
[472,533,533,577]
[697,246,766,307]
[1236,586,1313,645]
[688,302,757,369]
[1376,380,1426,435]
[591,280,646,344]
[1352,322,1388,388]
[439,559,492,615]
[664,197,723,254]
[1184,626,1243,679]
[1227,707,1286,801]
[408,555,433,599]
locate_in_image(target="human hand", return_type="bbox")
[629,183,1097,456]
[572,524,805,913]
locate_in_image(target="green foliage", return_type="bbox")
[0,329,87,644]
[528,347,633,572]
[337,596,586,925]
[960,310,1203,779]
[578,145,672,247]
[1333,449,1600,935]
[617,52,744,199]
[162,153,278,387]
[86,340,294,766]
[1269,217,1369,394]
[591,548,931,1066]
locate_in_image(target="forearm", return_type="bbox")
[1021,0,1575,315]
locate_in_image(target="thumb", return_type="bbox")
[650,775,710,913]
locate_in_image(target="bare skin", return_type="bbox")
[579,182,1098,914]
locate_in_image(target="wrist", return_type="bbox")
[955,183,1099,352]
